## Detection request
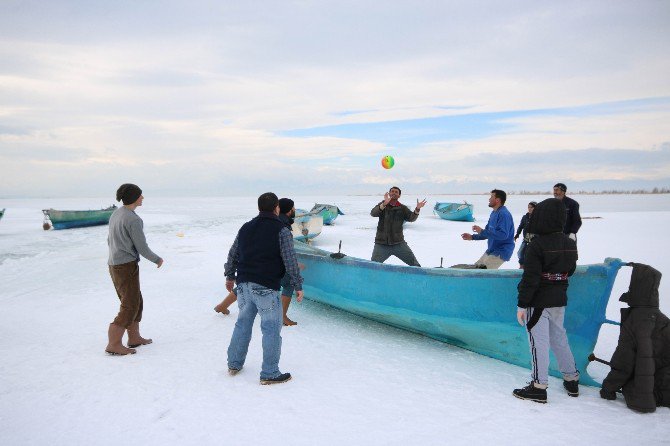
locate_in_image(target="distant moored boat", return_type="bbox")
[310,203,345,225]
[0,208,5,222]
[291,209,323,241]
[42,206,117,230]
[433,201,475,222]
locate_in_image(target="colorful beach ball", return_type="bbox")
[381,155,395,169]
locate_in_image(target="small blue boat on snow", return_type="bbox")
[42,206,116,230]
[291,209,323,241]
[433,201,474,222]
[294,241,625,387]
[310,204,345,225]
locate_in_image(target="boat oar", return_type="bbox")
[330,240,346,259]
[588,353,611,367]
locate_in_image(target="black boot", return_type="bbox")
[513,383,547,403]
[563,379,579,397]
[260,372,292,385]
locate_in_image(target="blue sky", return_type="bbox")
[1,0,669,197]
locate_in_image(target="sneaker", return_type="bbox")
[260,372,292,385]
[563,379,579,397]
[228,367,242,376]
[513,383,547,403]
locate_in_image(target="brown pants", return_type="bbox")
[109,261,143,328]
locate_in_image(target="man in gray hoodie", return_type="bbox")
[105,183,163,355]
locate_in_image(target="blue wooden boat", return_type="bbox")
[310,203,345,225]
[42,206,117,230]
[291,209,323,241]
[294,241,625,387]
[433,201,474,222]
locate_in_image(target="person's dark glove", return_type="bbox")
[600,389,616,400]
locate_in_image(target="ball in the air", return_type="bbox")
[381,155,395,169]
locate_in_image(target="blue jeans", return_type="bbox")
[227,282,283,379]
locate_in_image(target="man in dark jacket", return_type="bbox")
[512,198,580,403]
[370,186,427,266]
[600,263,670,413]
[514,201,537,268]
[553,183,582,241]
[225,192,304,385]
[215,197,301,326]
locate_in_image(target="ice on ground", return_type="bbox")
[0,194,669,445]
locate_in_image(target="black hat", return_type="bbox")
[116,183,142,205]
[278,198,294,214]
[554,183,567,192]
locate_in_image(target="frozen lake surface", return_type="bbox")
[1,193,669,445]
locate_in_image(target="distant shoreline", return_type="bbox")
[348,189,670,197]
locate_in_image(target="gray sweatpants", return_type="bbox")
[371,242,421,267]
[524,306,579,385]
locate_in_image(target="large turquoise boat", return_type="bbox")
[42,206,117,230]
[294,241,624,387]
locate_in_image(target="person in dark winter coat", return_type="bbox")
[600,263,670,413]
[512,198,580,403]
[553,183,582,240]
[514,201,537,268]
[370,186,427,266]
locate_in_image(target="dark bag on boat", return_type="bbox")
[449,264,487,269]
[600,263,670,413]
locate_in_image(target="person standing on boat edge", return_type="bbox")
[105,184,163,356]
[513,198,580,403]
[514,201,537,269]
[215,197,303,326]
[370,186,427,267]
[553,183,582,242]
[461,189,514,269]
[225,192,304,385]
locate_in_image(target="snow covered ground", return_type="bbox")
[1,193,669,445]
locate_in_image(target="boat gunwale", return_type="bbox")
[294,242,619,279]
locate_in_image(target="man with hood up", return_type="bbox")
[600,263,670,413]
[513,198,580,403]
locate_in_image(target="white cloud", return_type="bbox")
[1,0,670,196]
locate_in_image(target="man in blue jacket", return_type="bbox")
[461,189,515,269]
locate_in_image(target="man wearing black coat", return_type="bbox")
[600,263,670,413]
[553,183,582,241]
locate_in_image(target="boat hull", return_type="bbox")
[433,202,474,222]
[292,209,324,241]
[310,204,344,225]
[43,208,115,230]
[294,242,623,386]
